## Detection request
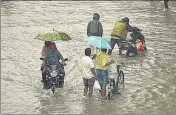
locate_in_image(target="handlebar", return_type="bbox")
[40,57,68,61]
[132,27,142,32]
[40,58,68,67]
[117,63,124,67]
[40,57,44,60]
[45,63,66,67]
[117,63,125,69]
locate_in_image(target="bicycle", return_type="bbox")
[107,64,125,99]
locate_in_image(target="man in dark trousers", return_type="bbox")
[164,0,169,9]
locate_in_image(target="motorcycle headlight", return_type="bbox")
[50,71,57,77]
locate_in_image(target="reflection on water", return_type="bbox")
[1,1,176,114]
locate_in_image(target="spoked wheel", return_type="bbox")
[108,91,113,100]
[51,85,55,93]
[107,86,113,100]
[116,76,119,90]
[119,49,121,55]
[107,80,115,100]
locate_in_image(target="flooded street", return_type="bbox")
[1,1,176,114]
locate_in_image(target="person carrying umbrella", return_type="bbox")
[95,48,114,99]
[40,41,58,71]
[35,30,71,59]
[87,13,103,56]
[35,30,71,88]
[41,41,52,60]
[40,41,52,82]
[87,35,113,98]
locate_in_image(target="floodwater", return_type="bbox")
[1,1,176,114]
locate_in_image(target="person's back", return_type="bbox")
[81,56,95,79]
[108,17,133,55]
[46,50,61,66]
[111,21,128,40]
[96,51,108,70]
[95,49,114,98]
[41,41,51,59]
[87,20,103,37]
[80,48,96,98]
[41,46,47,58]
[87,13,103,37]
[87,13,103,56]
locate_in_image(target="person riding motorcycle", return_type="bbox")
[42,43,66,88]
[41,41,52,60]
[40,41,52,72]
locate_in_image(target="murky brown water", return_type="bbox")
[1,1,176,114]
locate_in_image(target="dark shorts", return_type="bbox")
[83,77,95,87]
[96,69,108,85]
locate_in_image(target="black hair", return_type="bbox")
[122,17,129,24]
[93,13,100,21]
[85,48,91,56]
[101,48,107,53]
[45,41,51,47]
[117,65,120,72]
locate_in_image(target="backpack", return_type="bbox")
[88,20,101,36]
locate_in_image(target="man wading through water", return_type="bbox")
[80,48,97,98]
[108,17,134,55]
[96,49,114,99]
[87,13,103,56]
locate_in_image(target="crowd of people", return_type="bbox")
[40,13,146,99]
[81,0,171,98]
[81,13,137,99]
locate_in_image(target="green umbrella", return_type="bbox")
[34,30,71,41]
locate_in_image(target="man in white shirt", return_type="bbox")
[81,48,97,98]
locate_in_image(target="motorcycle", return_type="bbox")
[40,58,68,93]
[119,27,147,57]
[119,41,137,58]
